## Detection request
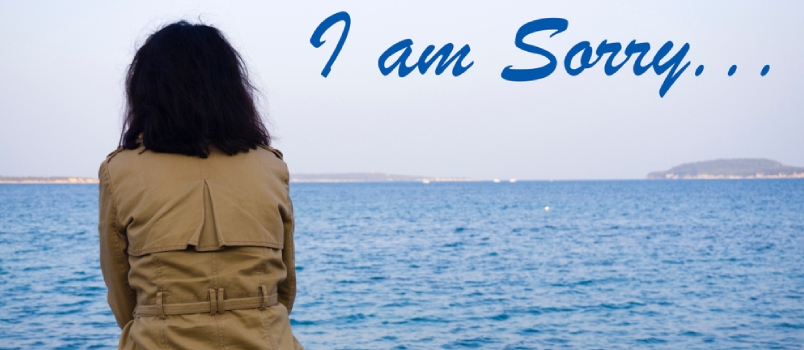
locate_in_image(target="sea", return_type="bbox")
[0,180,802,349]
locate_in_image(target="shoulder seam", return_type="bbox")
[105,146,125,162]
[258,145,283,160]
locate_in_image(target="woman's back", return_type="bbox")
[99,145,302,349]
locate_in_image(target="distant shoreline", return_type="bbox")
[289,172,477,183]
[3,171,804,184]
[289,178,479,183]
[0,177,99,184]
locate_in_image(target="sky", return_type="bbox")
[1,1,802,180]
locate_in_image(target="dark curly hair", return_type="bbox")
[121,21,270,158]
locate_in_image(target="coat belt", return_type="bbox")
[135,285,278,318]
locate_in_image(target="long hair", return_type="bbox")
[121,21,270,158]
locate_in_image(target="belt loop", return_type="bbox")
[208,289,217,316]
[156,292,166,319]
[259,285,269,310]
[217,288,225,314]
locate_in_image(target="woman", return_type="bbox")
[98,21,303,349]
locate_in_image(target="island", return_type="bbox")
[0,176,99,184]
[290,172,476,183]
[647,159,804,179]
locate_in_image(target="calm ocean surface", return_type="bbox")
[1,180,803,349]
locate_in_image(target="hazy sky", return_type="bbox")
[1,1,802,179]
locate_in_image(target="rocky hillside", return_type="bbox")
[647,159,804,179]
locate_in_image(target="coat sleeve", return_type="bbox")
[277,173,297,315]
[98,161,137,329]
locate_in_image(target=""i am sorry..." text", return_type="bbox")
[311,11,768,98]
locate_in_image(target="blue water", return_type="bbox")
[1,181,803,349]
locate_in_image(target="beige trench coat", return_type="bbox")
[98,144,303,349]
